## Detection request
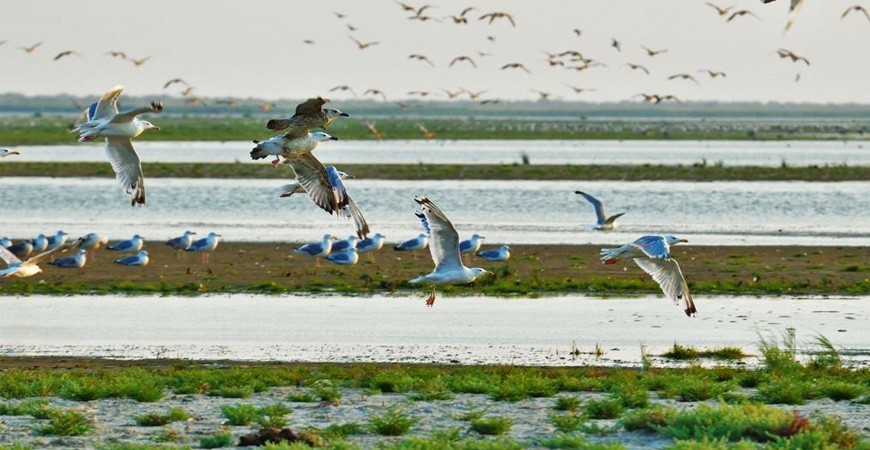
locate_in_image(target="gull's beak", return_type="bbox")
[340,112,350,117]
[680,238,689,243]
[216,234,223,238]
[346,175,356,179]
[11,151,20,155]
[153,126,161,131]
[329,136,339,141]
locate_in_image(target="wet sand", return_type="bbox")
[0,243,867,296]
[1,294,867,367]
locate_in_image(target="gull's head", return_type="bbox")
[473,234,485,240]
[325,108,349,119]
[665,235,688,246]
[338,171,354,179]
[311,131,339,142]
[185,231,197,236]
[470,267,491,279]
[501,245,510,251]
[139,250,149,256]
[209,232,221,238]
[0,148,21,157]
[133,234,144,240]
[142,121,160,132]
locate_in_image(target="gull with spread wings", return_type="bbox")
[575,191,625,230]
[410,197,491,307]
[600,235,696,316]
[1,238,81,279]
[266,97,348,132]
[71,85,162,206]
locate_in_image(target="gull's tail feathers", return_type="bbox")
[250,145,272,160]
[599,245,626,265]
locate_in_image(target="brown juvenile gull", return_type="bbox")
[266,97,349,132]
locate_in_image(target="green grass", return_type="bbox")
[583,397,625,420]
[199,431,234,449]
[256,403,292,428]
[97,445,193,450]
[220,403,260,426]
[661,344,748,361]
[537,434,627,449]
[368,406,418,436]
[554,395,582,411]
[37,408,93,436]
[550,413,585,433]
[469,416,513,436]
[133,407,190,426]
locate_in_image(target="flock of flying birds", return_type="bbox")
[2,88,696,315]
[2,1,867,108]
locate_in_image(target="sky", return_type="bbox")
[1,0,869,104]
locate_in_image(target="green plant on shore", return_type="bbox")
[368,406,418,436]
[469,416,513,436]
[537,434,627,449]
[37,408,93,436]
[554,395,582,411]
[550,413,585,433]
[257,403,291,428]
[200,431,234,449]
[133,407,190,426]
[220,403,259,426]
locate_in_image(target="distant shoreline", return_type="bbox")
[1,161,867,181]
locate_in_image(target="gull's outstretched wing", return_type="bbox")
[575,190,607,224]
[630,235,669,259]
[0,247,21,266]
[26,240,77,267]
[327,166,368,238]
[414,196,462,271]
[113,101,163,123]
[93,85,124,120]
[286,152,337,214]
[633,258,696,316]
[106,137,146,206]
[326,166,350,210]
[604,212,626,226]
[341,197,370,239]
[784,0,805,31]
[295,97,328,115]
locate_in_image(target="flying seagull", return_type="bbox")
[600,235,696,316]
[449,55,477,68]
[479,11,516,26]
[266,97,348,132]
[841,5,870,21]
[1,238,80,278]
[71,85,163,206]
[575,191,625,230]
[410,197,490,306]
[705,2,735,16]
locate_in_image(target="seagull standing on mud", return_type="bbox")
[477,245,510,262]
[294,234,336,267]
[115,250,149,266]
[410,197,491,307]
[575,191,625,230]
[599,235,696,316]
[107,235,144,253]
[49,249,87,269]
[166,230,196,255]
[184,232,221,264]
[72,85,163,206]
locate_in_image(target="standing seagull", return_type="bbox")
[326,247,359,266]
[294,234,336,267]
[79,233,109,260]
[410,197,490,307]
[1,239,79,278]
[575,191,625,230]
[72,85,163,206]
[49,249,87,269]
[459,234,484,261]
[477,245,510,262]
[184,232,221,264]
[107,234,144,253]
[599,235,696,316]
[115,250,149,266]
[394,233,428,260]
[266,97,349,132]
[0,148,21,158]
[166,230,196,255]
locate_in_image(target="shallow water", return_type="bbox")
[1,177,868,245]
[1,294,866,367]
[11,139,869,166]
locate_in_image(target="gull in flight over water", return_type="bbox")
[1,238,81,278]
[600,235,696,317]
[410,197,490,307]
[266,97,348,132]
[72,85,163,206]
[575,191,625,230]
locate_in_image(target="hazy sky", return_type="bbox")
[1,0,868,103]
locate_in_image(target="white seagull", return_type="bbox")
[30,234,48,253]
[278,167,368,238]
[6,241,34,259]
[72,85,163,206]
[79,233,109,260]
[394,233,428,259]
[410,197,491,307]
[0,148,21,158]
[477,245,510,262]
[330,235,358,253]
[166,230,196,255]
[46,230,70,250]
[115,250,149,266]
[599,235,696,317]
[575,190,625,230]
[1,239,80,278]
[184,232,221,263]
[107,234,144,253]
[326,247,359,265]
[49,249,87,269]
[294,234,336,267]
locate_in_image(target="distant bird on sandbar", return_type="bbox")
[477,245,510,262]
[575,191,625,230]
[330,235,359,253]
[410,197,491,307]
[115,250,149,266]
[49,249,87,269]
[459,233,484,263]
[266,97,349,132]
[1,239,80,278]
[184,232,221,264]
[417,124,436,139]
[600,235,696,317]
[394,232,428,259]
[46,230,70,250]
[30,234,48,253]
[107,234,144,253]
[357,233,385,255]
[294,234,336,267]
[72,85,163,206]
[6,241,33,259]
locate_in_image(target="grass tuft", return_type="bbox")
[199,431,234,449]
[368,406,418,436]
[133,407,189,426]
[38,408,93,436]
[469,416,513,436]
